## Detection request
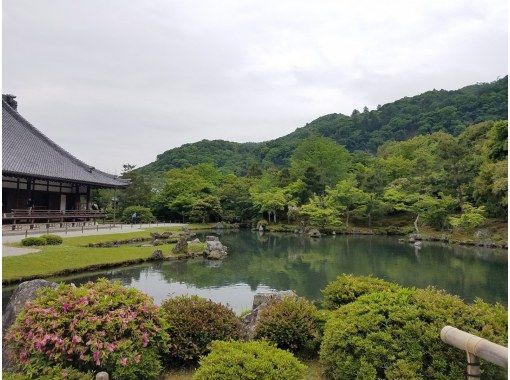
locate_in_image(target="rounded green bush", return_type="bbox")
[122,205,156,223]
[193,340,308,380]
[160,295,242,363]
[321,274,400,309]
[254,296,322,355]
[5,279,168,380]
[20,237,46,246]
[40,234,63,245]
[320,287,508,379]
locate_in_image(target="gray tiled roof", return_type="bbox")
[2,96,129,187]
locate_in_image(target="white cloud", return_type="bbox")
[3,0,507,172]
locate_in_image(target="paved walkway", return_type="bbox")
[2,223,185,257]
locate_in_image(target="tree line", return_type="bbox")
[95,120,507,232]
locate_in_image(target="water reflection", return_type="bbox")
[3,232,507,313]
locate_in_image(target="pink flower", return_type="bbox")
[134,354,141,364]
[107,342,116,352]
[141,332,149,347]
[120,357,128,366]
[72,335,82,343]
[93,351,101,366]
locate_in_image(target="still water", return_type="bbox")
[3,231,507,313]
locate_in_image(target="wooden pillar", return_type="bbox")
[86,185,91,222]
[27,178,33,211]
[75,184,80,210]
[47,180,50,210]
[86,185,91,210]
[466,352,481,380]
[15,177,20,209]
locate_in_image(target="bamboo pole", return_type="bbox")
[441,326,508,370]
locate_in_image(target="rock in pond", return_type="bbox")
[152,249,164,260]
[172,235,189,256]
[241,290,297,340]
[308,228,321,238]
[151,231,173,240]
[204,236,228,260]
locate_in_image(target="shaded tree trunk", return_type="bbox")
[414,214,420,234]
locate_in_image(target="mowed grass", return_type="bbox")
[3,227,206,282]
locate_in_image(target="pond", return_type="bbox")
[3,231,507,313]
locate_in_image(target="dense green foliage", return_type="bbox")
[254,296,322,355]
[322,274,401,309]
[2,366,92,380]
[5,274,507,380]
[21,237,47,246]
[160,296,242,363]
[320,287,508,379]
[192,340,308,380]
[4,279,168,380]
[138,77,507,176]
[39,234,63,245]
[106,120,507,237]
[95,78,507,236]
[121,205,156,223]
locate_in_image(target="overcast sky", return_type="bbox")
[3,0,508,173]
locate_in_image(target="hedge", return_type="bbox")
[320,287,508,379]
[193,341,307,380]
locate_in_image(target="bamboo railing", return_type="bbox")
[441,326,508,379]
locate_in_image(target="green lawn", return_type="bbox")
[3,228,206,283]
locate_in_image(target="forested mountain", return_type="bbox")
[138,76,507,177]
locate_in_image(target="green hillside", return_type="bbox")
[138,76,507,176]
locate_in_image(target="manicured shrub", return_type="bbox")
[122,205,156,223]
[322,274,400,309]
[320,287,508,380]
[5,279,168,380]
[192,340,308,380]
[20,237,46,246]
[3,365,92,379]
[160,295,241,363]
[40,234,63,245]
[254,296,321,355]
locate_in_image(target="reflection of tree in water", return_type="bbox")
[4,232,505,311]
[158,232,507,305]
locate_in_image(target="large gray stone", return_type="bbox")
[308,228,321,238]
[152,249,164,260]
[204,236,228,260]
[3,279,58,334]
[3,279,58,369]
[171,235,189,256]
[241,290,297,340]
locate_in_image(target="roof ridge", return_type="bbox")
[2,98,127,183]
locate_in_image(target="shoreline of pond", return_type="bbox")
[250,224,508,250]
[3,227,506,287]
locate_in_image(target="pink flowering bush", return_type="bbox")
[4,279,169,380]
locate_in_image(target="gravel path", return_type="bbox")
[2,223,185,257]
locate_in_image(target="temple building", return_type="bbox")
[2,94,129,226]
